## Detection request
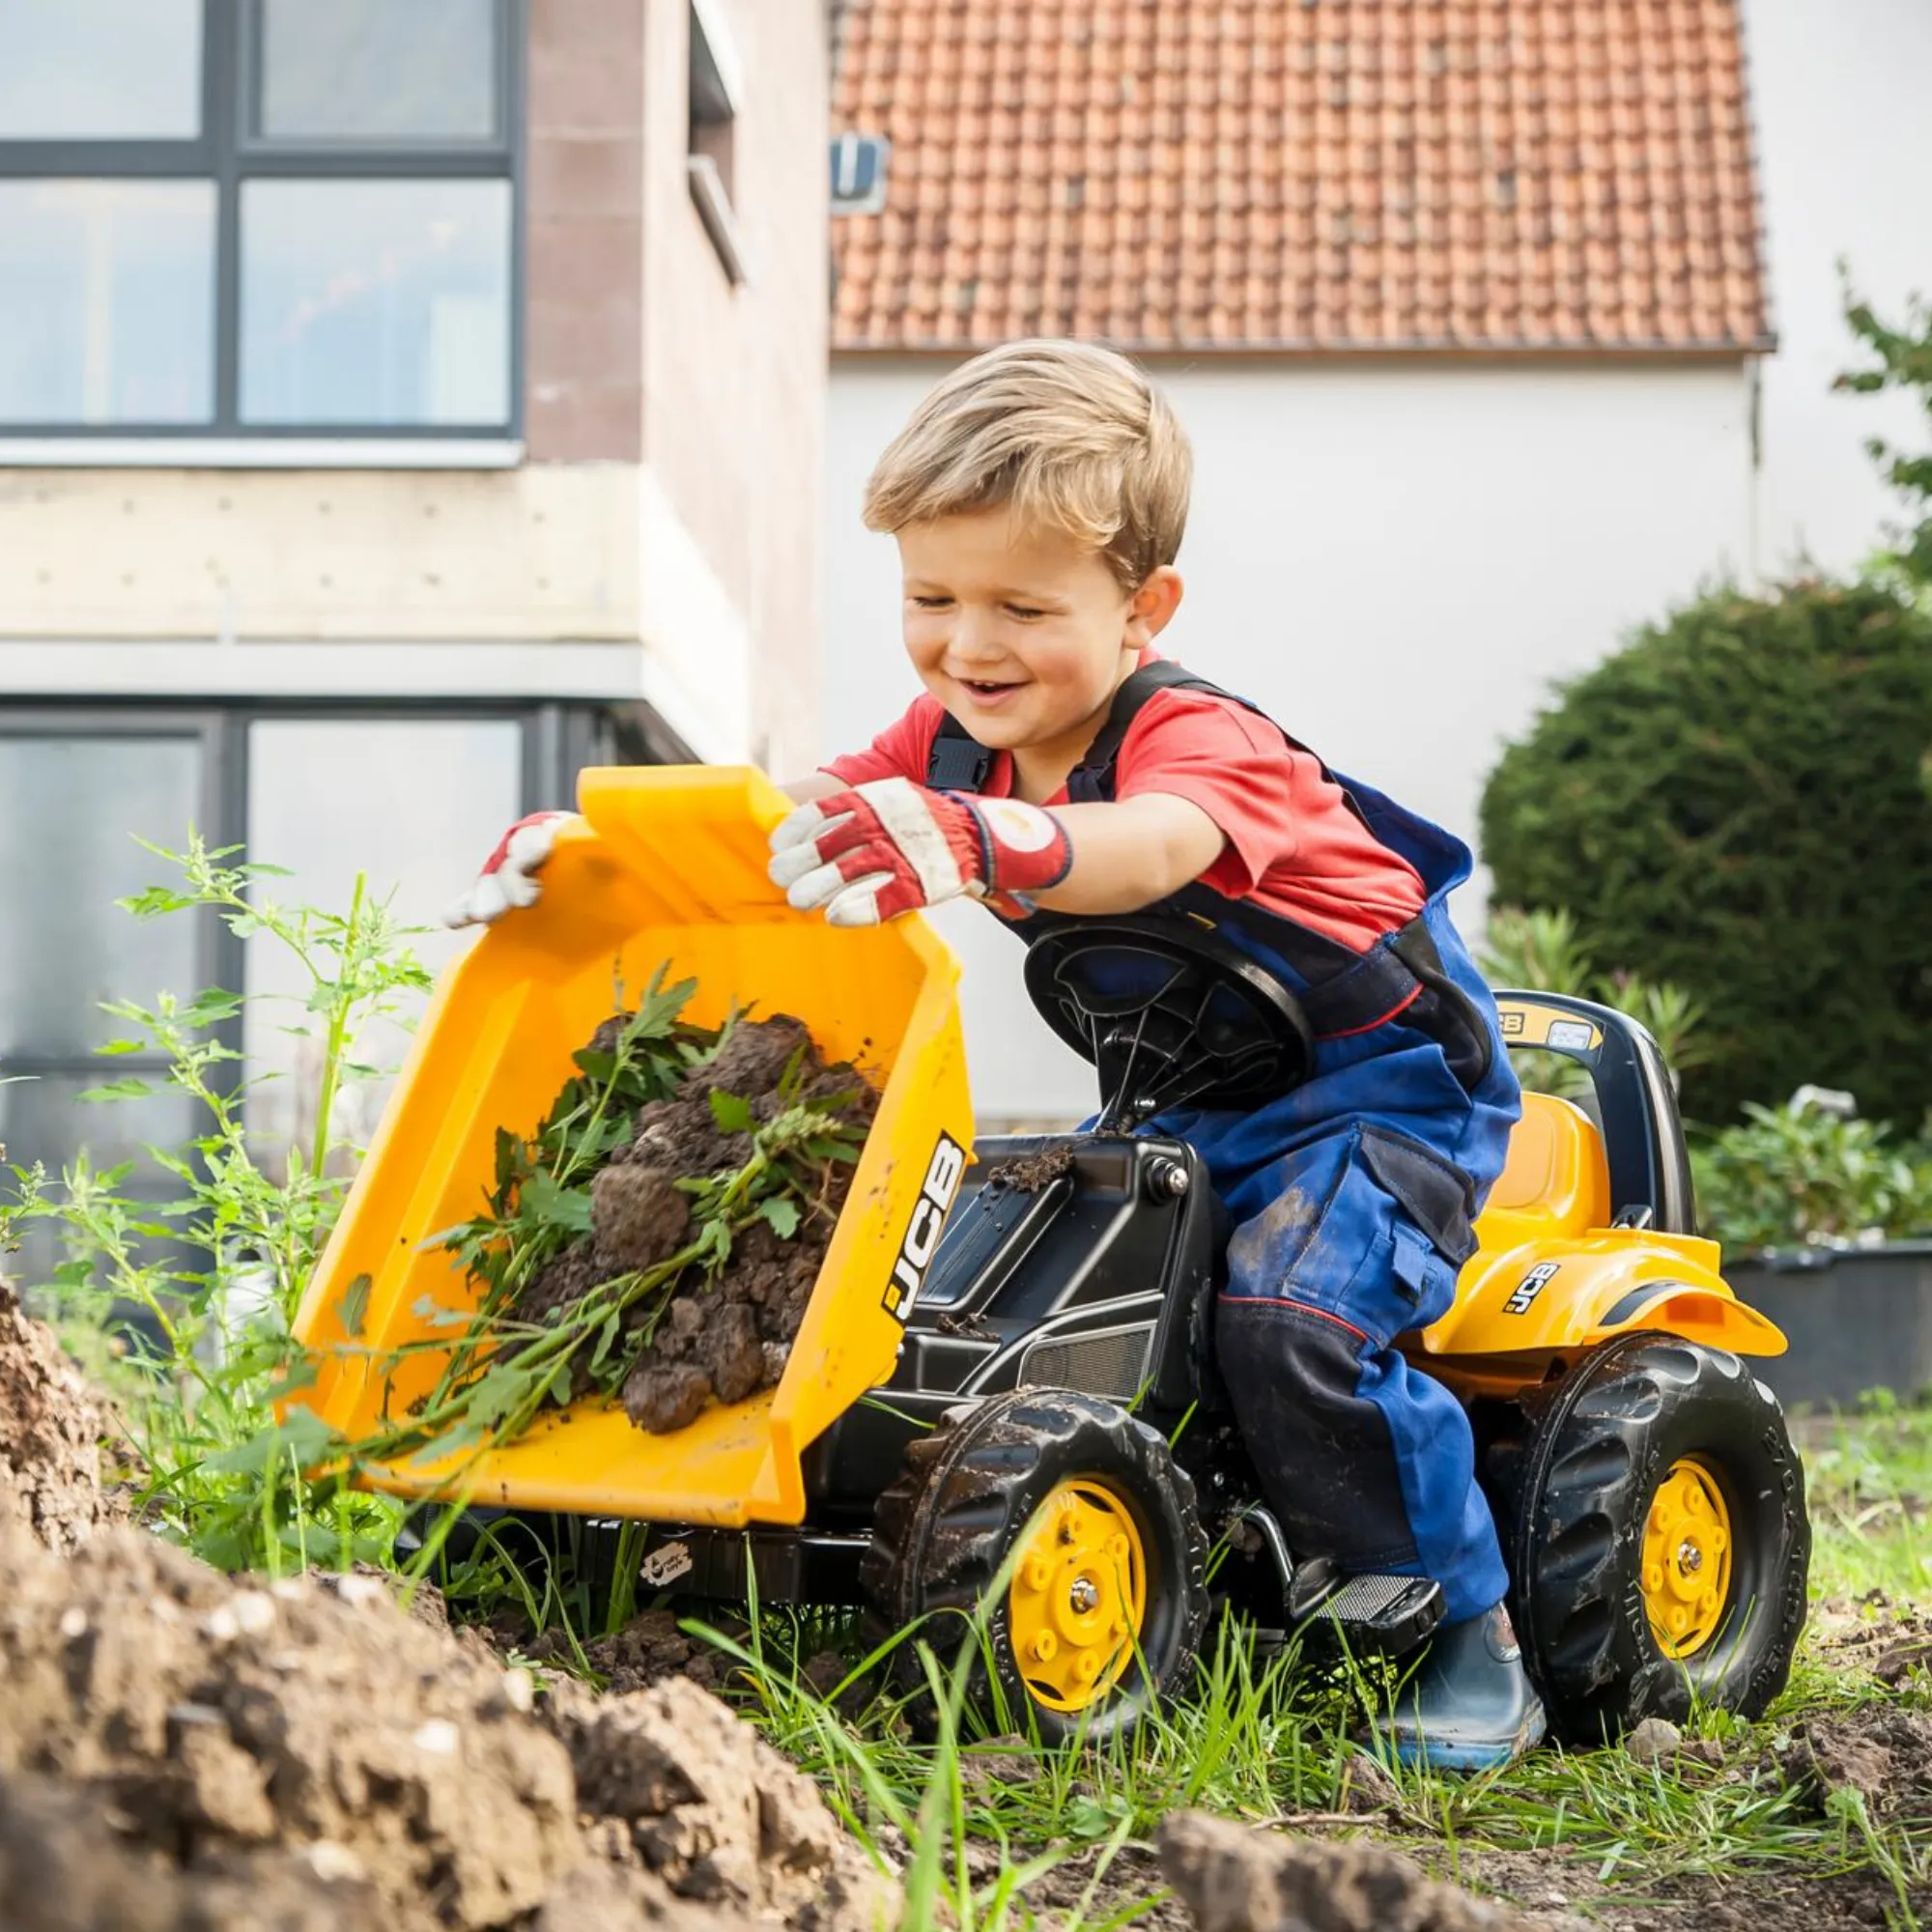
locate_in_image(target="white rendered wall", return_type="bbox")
[1743,0,1932,580]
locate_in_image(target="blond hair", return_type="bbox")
[862,339,1191,591]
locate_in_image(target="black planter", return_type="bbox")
[1727,1242,1932,1409]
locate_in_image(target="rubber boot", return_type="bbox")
[1375,1602,1548,1774]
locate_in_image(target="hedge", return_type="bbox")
[1480,580,1932,1127]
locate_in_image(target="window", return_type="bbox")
[0,0,521,441]
[686,0,746,285]
[0,699,648,1294]
[0,720,218,1289]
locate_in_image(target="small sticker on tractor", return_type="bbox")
[1505,1262,1561,1315]
[885,1132,967,1321]
[639,1540,694,1588]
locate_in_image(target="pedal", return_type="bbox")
[1289,1560,1445,1659]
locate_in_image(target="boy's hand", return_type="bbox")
[768,779,1071,926]
[442,810,581,929]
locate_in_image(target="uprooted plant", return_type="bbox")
[346,974,877,1468]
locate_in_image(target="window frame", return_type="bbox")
[0,0,526,444]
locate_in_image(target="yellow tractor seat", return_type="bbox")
[1477,1092,1612,1247]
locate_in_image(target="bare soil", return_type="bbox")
[0,1276,117,1554]
[0,1499,889,1931]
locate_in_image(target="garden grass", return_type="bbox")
[692,1393,1932,1928]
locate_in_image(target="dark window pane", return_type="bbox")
[0,736,205,1058]
[240,180,512,427]
[0,0,201,138]
[241,718,523,1167]
[0,182,215,426]
[257,0,498,143]
[0,1072,197,1293]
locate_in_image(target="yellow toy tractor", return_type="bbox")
[290,771,1809,1747]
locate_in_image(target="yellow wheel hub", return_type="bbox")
[1007,1478,1147,1713]
[1641,1456,1733,1659]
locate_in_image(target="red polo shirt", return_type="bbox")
[822,678,1426,952]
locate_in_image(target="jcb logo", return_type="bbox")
[884,1133,967,1321]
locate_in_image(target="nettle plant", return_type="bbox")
[4,838,431,1575]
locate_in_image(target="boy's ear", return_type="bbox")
[1125,566,1183,645]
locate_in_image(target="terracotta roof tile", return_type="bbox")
[832,0,1772,354]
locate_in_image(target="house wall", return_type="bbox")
[1742,0,1932,579]
[0,0,830,771]
[639,0,830,780]
[823,359,1754,1124]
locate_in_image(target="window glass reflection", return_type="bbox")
[0,736,205,1057]
[0,0,201,138]
[242,719,524,1176]
[0,182,215,425]
[240,180,512,426]
[257,0,498,143]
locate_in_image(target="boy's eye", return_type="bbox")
[910,594,952,610]
[1006,604,1046,620]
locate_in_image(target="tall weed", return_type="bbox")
[5,836,430,1574]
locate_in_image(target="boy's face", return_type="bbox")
[895,505,1180,766]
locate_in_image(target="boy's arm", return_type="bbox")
[1016,794,1224,914]
[770,781,1226,927]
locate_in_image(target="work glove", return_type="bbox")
[441,810,580,929]
[768,778,1071,927]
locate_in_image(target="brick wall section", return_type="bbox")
[639,0,830,775]
[525,0,646,463]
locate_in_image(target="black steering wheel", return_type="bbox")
[1022,919,1315,1129]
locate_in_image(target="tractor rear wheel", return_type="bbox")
[1508,1332,1809,1745]
[861,1387,1209,1744]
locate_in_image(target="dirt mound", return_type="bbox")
[0,1513,886,1932]
[0,1277,114,1554]
[1789,1706,1932,1823]
[1157,1810,1577,1932]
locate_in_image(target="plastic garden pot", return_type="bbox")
[1727,1243,1932,1408]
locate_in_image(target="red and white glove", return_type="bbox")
[441,810,580,929]
[768,779,1072,927]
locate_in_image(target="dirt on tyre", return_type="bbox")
[861,1387,1210,1745]
[1508,1331,1809,1746]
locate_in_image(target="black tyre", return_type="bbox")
[1509,1332,1809,1745]
[861,1387,1210,1744]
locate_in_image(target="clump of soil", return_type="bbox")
[517,1013,874,1438]
[987,1143,1076,1194]
[0,1277,116,1555]
[530,1608,732,1696]
[1787,1706,1932,1822]
[0,1504,886,1932]
[1156,1809,1569,1931]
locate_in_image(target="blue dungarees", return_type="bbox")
[929,663,1522,1625]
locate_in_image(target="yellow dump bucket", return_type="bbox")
[286,767,973,1526]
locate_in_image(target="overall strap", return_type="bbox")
[923,661,1261,799]
[926,712,998,792]
[1062,662,1260,803]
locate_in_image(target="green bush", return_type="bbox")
[1691,1092,1932,1256]
[1479,579,1932,1128]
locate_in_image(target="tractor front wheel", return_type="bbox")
[861,1388,1209,1744]
[1509,1332,1810,1745]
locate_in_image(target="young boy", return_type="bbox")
[447,339,1544,1771]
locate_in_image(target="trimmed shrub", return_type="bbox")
[1480,579,1932,1127]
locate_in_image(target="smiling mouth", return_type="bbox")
[958,677,1025,696]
